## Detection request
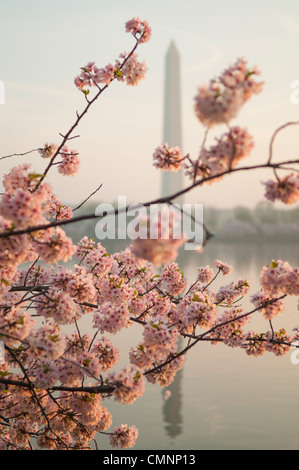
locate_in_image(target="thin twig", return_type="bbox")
[267,121,299,164]
[0,148,40,161]
[73,183,103,212]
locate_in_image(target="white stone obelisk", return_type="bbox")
[161,41,184,202]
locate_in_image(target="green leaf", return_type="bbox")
[28,172,44,179]
[270,261,278,268]
[134,372,141,383]
[114,67,122,78]
[50,335,59,343]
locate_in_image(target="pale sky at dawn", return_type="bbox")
[1,0,299,210]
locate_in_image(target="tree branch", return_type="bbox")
[1,157,298,239]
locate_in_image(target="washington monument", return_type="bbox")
[161,41,184,202]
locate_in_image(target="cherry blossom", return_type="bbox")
[153,143,184,172]
[197,265,214,284]
[251,290,285,320]
[214,260,233,275]
[109,424,139,449]
[116,52,148,86]
[161,261,187,295]
[38,143,58,159]
[107,365,145,404]
[194,57,263,126]
[263,173,299,205]
[259,259,297,296]
[264,329,292,356]
[125,17,151,43]
[185,127,254,183]
[57,146,80,176]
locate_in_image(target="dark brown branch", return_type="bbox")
[144,294,288,376]
[33,38,140,192]
[72,183,103,212]
[0,148,40,161]
[0,376,115,394]
[1,157,298,240]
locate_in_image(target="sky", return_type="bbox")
[1,0,299,210]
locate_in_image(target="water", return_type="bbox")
[94,240,299,450]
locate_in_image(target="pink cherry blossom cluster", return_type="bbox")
[0,217,32,266]
[131,234,186,268]
[74,19,149,93]
[74,54,148,90]
[1,227,299,449]
[184,126,254,183]
[131,207,186,267]
[259,259,299,296]
[2,164,30,195]
[251,290,285,321]
[214,259,233,275]
[197,265,215,283]
[213,307,250,348]
[263,173,299,205]
[0,167,52,229]
[179,289,217,331]
[32,226,77,264]
[109,424,139,449]
[153,143,184,172]
[116,52,148,87]
[107,365,145,404]
[44,194,73,221]
[74,61,106,90]
[125,17,151,44]
[27,320,67,360]
[93,302,132,334]
[215,278,250,305]
[242,331,267,357]
[264,329,292,356]
[161,262,187,295]
[57,146,80,176]
[194,57,263,126]
[38,143,58,159]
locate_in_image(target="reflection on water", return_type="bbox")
[93,240,299,450]
[177,240,299,279]
[162,369,183,439]
[162,338,184,440]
